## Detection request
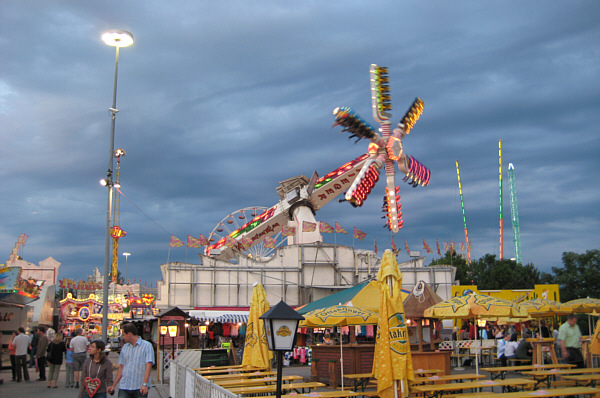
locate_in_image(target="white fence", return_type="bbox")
[169,359,240,398]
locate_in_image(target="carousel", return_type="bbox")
[59,292,125,339]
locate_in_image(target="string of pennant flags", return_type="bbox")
[168,222,471,257]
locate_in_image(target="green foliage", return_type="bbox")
[428,249,600,303]
[551,249,600,302]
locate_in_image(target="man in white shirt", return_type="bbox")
[69,328,89,388]
[13,327,31,382]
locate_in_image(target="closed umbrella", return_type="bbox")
[242,283,273,369]
[300,305,378,389]
[373,250,414,398]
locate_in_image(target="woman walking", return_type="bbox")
[47,332,67,388]
[78,340,113,398]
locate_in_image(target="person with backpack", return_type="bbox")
[46,332,67,388]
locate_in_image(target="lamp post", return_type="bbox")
[167,320,179,372]
[101,29,134,343]
[260,300,304,398]
[160,323,168,384]
[122,252,131,283]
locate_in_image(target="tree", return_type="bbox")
[428,250,473,284]
[429,252,543,289]
[551,249,600,302]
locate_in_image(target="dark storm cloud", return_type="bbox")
[1,1,599,282]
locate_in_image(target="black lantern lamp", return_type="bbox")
[167,320,178,373]
[260,300,304,398]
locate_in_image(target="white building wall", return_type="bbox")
[156,243,456,311]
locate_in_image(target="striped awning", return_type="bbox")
[188,310,248,324]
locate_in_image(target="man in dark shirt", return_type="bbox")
[515,332,533,360]
[36,326,49,381]
[29,327,39,368]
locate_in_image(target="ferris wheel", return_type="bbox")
[206,206,287,262]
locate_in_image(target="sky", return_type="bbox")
[1,1,599,285]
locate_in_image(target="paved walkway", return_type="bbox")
[0,361,164,398]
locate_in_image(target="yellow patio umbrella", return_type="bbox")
[517,298,572,317]
[300,305,378,390]
[517,298,573,339]
[299,305,379,328]
[564,298,600,335]
[424,292,525,374]
[242,283,273,369]
[373,250,414,398]
[564,298,600,313]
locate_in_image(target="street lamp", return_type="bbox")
[160,322,168,384]
[101,29,134,344]
[260,300,304,398]
[167,320,178,371]
[122,252,131,283]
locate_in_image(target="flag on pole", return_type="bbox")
[319,221,334,233]
[224,236,238,248]
[436,238,441,255]
[335,222,348,234]
[374,237,378,254]
[282,225,296,237]
[264,236,277,249]
[423,239,432,254]
[444,242,448,252]
[170,235,184,247]
[467,242,471,251]
[198,234,208,246]
[353,227,367,241]
[460,242,465,252]
[241,236,253,248]
[451,242,456,251]
[404,239,410,253]
[391,237,400,255]
[302,221,317,232]
[187,235,204,248]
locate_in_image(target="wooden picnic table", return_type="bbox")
[562,374,600,387]
[343,369,443,392]
[216,375,304,388]
[203,371,276,380]
[410,377,535,398]
[411,373,486,385]
[527,338,559,365]
[196,366,268,375]
[279,391,363,398]
[226,381,326,395]
[452,386,600,398]
[196,364,245,371]
[342,373,374,392]
[522,367,600,389]
[481,363,575,380]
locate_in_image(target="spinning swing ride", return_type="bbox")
[205,65,431,261]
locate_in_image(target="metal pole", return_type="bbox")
[102,46,120,344]
[172,334,175,370]
[276,351,283,398]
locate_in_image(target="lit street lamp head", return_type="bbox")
[102,29,134,47]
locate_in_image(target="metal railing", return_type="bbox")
[170,360,239,398]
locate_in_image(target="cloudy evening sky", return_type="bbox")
[1,1,599,284]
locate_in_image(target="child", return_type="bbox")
[65,343,75,388]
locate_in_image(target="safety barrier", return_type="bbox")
[169,360,240,398]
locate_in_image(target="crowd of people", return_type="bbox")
[7,322,155,398]
[453,314,586,368]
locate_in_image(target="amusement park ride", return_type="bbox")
[206,65,431,262]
